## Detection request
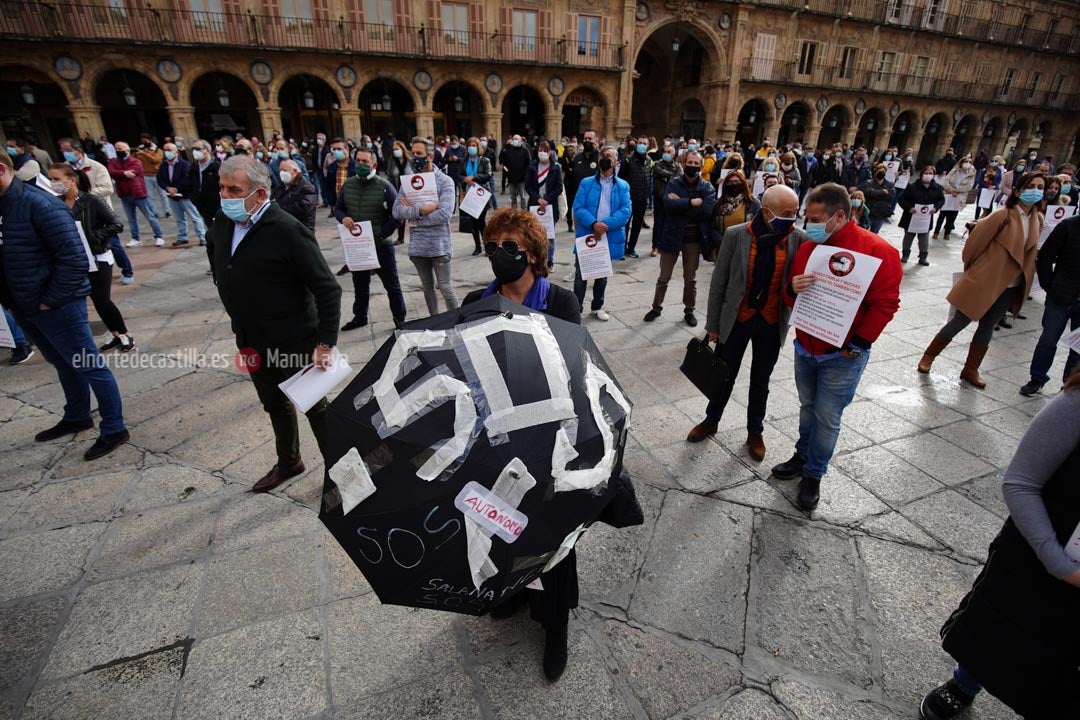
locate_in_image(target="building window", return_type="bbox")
[1000,68,1016,97]
[1016,13,1031,42]
[281,0,312,27]
[364,0,393,27]
[797,41,817,76]
[924,0,945,27]
[911,55,930,77]
[886,0,907,23]
[751,32,777,80]
[1028,71,1041,98]
[512,10,537,52]
[442,3,468,45]
[874,51,897,79]
[837,46,857,79]
[1049,74,1071,106]
[578,15,600,56]
[188,0,224,29]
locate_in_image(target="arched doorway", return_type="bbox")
[360,79,415,141]
[950,114,978,156]
[191,72,261,143]
[735,99,768,148]
[95,69,171,143]
[564,88,604,139]
[432,81,483,139]
[917,113,948,166]
[817,105,850,149]
[501,85,544,141]
[777,102,810,147]
[279,74,340,141]
[888,111,917,151]
[0,66,73,154]
[978,117,1003,156]
[632,22,720,137]
[679,99,706,140]
[1031,120,1050,160]
[1005,118,1030,162]
[855,108,884,150]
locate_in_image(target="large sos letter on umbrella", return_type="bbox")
[320,294,633,615]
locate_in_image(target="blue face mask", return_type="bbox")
[852,199,863,208]
[1015,165,1026,174]
[221,190,259,223]
[1063,184,1073,195]
[467,146,478,156]
[278,150,289,159]
[480,141,488,148]
[412,157,428,172]
[662,152,672,162]
[1019,189,1044,206]
[64,151,78,163]
[333,149,346,161]
[164,150,175,161]
[255,151,264,160]
[885,154,893,161]
[687,144,698,152]
[6,146,18,157]
[636,143,647,154]
[805,216,836,244]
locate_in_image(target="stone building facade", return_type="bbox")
[1,0,1078,166]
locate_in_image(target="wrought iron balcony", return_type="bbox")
[0,2,625,71]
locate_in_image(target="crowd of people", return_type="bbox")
[1,120,1079,710]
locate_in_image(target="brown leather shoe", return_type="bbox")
[746,432,766,461]
[253,460,305,492]
[687,421,718,443]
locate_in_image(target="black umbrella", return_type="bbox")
[320,294,632,615]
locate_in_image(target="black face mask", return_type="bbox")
[116,150,127,160]
[583,141,595,153]
[875,172,885,180]
[412,157,427,172]
[598,157,613,172]
[490,249,529,284]
[684,166,700,179]
[724,183,741,195]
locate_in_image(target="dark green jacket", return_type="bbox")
[207,201,341,350]
[333,174,399,246]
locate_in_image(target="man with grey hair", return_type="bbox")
[500,134,532,209]
[157,141,206,246]
[687,185,806,464]
[189,138,221,237]
[206,155,341,492]
[272,158,317,231]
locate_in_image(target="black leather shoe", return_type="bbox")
[797,476,821,510]
[1019,379,1045,397]
[35,418,94,442]
[643,309,661,322]
[543,625,568,681]
[684,313,698,327]
[336,265,350,276]
[771,453,805,480]
[341,318,367,331]
[84,429,130,460]
[253,460,305,492]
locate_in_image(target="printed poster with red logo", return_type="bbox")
[403,172,439,205]
[792,245,883,347]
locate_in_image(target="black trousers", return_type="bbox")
[625,200,647,253]
[89,262,127,334]
[704,313,782,433]
[248,342,329,467]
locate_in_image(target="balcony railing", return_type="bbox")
[0,2,624,71]
[739,59,1080,111]
[751,0,1078,55]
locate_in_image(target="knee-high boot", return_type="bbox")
[960,343,989,388]
[918,336,951,374]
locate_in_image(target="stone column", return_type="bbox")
[841,125,858,147]
[762,120,781,147]
[67,103,105,139]
[167,105,198,142]
[483,111,502,142]
[257,106,284,140]
[413,110,435,140]
[804,124,822,149]
[339,109,363,140]
[903,131,923,158]
[545,113,563,144]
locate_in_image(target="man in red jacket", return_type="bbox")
[108,140,164,247]
[771,182,902,510]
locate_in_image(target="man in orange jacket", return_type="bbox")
[770,182,903,510]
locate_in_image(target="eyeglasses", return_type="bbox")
[484,240,523,257]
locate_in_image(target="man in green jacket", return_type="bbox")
[206,155,341,492]
[334,147,405,331]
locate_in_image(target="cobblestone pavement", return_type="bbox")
[1,194,1056,719]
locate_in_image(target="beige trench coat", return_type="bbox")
[947,206,1040,320]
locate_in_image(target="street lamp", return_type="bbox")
[898,120,907,132]
[122,86,137,106]
[748,110,757,123]
[217,88,230,108]
[382,91,392,111]
[829,116,838,128]
[958,124,967,135]
[867,118,875,130]
[519,98,528,115]
[20,85,34,105]
[303,90,315,109]
[672,37,680,53]
[579,102,588,116]
[928,121,939,133]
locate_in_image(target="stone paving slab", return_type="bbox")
[0,195,1042,719]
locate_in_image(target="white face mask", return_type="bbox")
[537,152,549,162]
[922,174,934,183]
[215,145,222,152]
[192,149,205,161]
[961,162,972,170]
[279,170,293,184]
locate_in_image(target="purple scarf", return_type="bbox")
[481,275,550,311]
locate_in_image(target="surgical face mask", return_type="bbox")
[537,152,549,162]
[393,149,403,159]
[885,154,893,161]
[480,141,488,148]
[164,150,175,161]
[277,150,288,159]
[6,146,18,157]
[767,211,797,234]
[1029,154,1037,160]
[63,151,78,163]
[823,153,831,160]
[317,138,325,146]
[905,155,912,161]
[991,161,999,167]
[450,143,459,149]
[511,140,521,147]
[255,151,264,160]
[962,162,972,170]
[192,149,205,162]
[636,143,647,154]
[333,149,346,161]
[662,152,672,162]
[1063,184,1073,195]
[215,145,223,152]
[805,214,837,243]
[1019,188,1044,205]
[221,190,259,223]
[922,173,934,183]
[278,170,293,184]
[598,157,614,172]
[1015,165,1026,174]
[356,163,371,177]
[687,144,698,153]
[764,163,777,172]
[467,146,478,156]
[852,199,863,208]
[49,180,67,195]
[412,156,428,171]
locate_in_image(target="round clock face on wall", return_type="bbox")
[336,65,357,88]
[413,70,432,92]
[635,3,649,21]
[156,60,181,83]
[54,55,82,81]
[548,77,564,96]
[250,62,273,85]
[485,73,503,94]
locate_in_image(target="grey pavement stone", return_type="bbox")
[213,493,315,553]
[176,610,327,720]
[651,441,756,494]
[698,688,789,719]
[859,382,967,430]
[762,414,875,457]
[602,620,741,720]
[47,439,143,481]
[119,463,226,514]
[120,371,239,426]
[326,595,458,704]
[856,512,944,550]
[22,647,183,720]
[628,403,699,449]
[883,432,996,486]
[335,660,482,720]
[932,420,1020,470]
[770,678,908,719]
[954,472,1009,519]
[476,627,632,720]
[0,523,106,602]
[132,378,259,454]
[810,473,891,527]
[323,529,374,602]
[167,406,275,471]
[831,445,943,506]
[0,443,63,492]
[90,498,218,579]
[41,563,200,680]
[838,401,922,445]
[974,406,1038,441]
[621,449,677,489]
[630,493,752,653]
[5,470,131,532]
[900,490,1003,562]
[0,488,28,528]
[749,514,874,688]
[0,598,65,690]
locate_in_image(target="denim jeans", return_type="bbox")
[487,177,498,209]
[14,300,126,434]
[144,176,167,215]
[953,665,983,698]
[704,314,782,433]
[169,197,207,242]
[120,195,163,241]
[889,186,901,214]
[410,254,458,315]
[351,242,407,323]
[573,256,607,312]
[793,341,869,479]
[1029,295,1080,384]
[4,306,27,346]
[869,217,886,234]
[107,235,134,278]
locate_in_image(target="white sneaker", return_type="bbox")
[563,270,576,283]
[154,237,165,247]
[593,309,610,321]
[126,239,141,247]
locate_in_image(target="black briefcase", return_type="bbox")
[679,334,730,401]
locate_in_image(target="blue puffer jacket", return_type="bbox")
[0,178,91,316]
[572,173,632,259]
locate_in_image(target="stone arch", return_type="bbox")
[82,57,172,108]
[94,67,172,142]
[778,101,814,146]
[0,63,77,152]
[735,98,771,147]
[0,60,78,103]
[817,104,852,148]
[950,113,979,156]
[630,16,725,73]
[182,67,262,107]
[272,67,346,109]
[431,78,485,139]
[888,109,920,151]
[498,80,555,117]
[358,77,416,140]
[189,71,263,141]
[500,83,548,138]
[430,72,493,112]
[855,107,886,150]
[917,111,950,166]
[565,86,608,139]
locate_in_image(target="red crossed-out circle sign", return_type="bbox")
[828,251,856,277]
[477,187,485,195]
[536,205,546,215]
[411,175,425,190]
[1054,206,1067,220]
[585,235,599,248]
[350,223,364,236]
[919,204,932,214]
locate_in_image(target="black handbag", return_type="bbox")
[679,333,730,400]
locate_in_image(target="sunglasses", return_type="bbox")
[484,240,524,257]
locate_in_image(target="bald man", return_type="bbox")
[687,185,807,462]
[272,158,317,231]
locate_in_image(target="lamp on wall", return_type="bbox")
[453,83,464,113]
[897,120,907,132]
[672,36,680,53]
[217,88,230,108]
[748,110,757,123]
[958,124,967,135]
[302,90,315,109]
[518,87,527,115]
[580,102,588,116]
[928,121,939,133]
[867,118,875,130]
[20,85,34,105]
[790,114,799,126]
[382,81,392,111]
[829,116,838,128]
[121,73,136,106]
